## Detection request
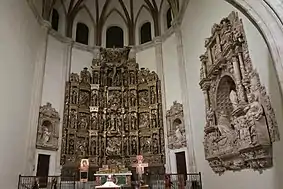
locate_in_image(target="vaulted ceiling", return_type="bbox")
[42,0,181,45]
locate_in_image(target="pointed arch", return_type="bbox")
[104,8,128,26]
[134,4,152,27]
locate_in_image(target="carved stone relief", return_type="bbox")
[36,102,60,151]
[60,47,165,176]
[199,11,280,174]
[166,101,186,149]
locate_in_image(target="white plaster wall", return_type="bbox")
[0,0,45,188]
[41,36,65,111]
[181,0,283,189]
[136,47,157,72]
[162,35,182,110]
[34,149,57,176]
[71,48,93,73]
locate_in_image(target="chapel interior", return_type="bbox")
[1,0,283,189]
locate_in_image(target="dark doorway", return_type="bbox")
[140,22,152,44]
[36,154,50,187]
[175,151,187,181]
[76,22,89,45]
[106,26,124,48]
[167,8,173,29]
[51,9,59,31]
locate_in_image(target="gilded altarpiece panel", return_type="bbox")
[60,47,165,177]
[199,12,280,175]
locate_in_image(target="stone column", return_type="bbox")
[24,20,51,175]
[231,56,246,104]
[153,37,171,173]
[173,21,197,173]
[55,37,74,175]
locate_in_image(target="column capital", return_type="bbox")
[153,37,163,45]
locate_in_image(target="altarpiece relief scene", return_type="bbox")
[60,47,165,178]
[199,12,280,175]
[36,102,60,151]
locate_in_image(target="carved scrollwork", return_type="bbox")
[61,47,165,175]
[199,12,280,175]
[36,103,60,151]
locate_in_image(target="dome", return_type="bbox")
[38,0,183,47]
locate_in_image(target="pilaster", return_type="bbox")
[172,21,197,172]
[153,37,171,173]
[55,38,74,175]
[24,20,51,175]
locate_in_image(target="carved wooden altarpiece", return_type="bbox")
[199,12,280,174]
[60,47,165,177]
[166,101,186,149]
[36,102,60,151]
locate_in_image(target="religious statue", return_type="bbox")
[91,112,98,130]
[175,125,183,143]
[71,90,78,104]
[244,93,263,121]
[41,126,51,145]
[217,111,235,138]
[229,90,239,110]
[91,90,98,106]
[79,117,88,130]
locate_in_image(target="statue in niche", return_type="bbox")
[131,138,137,155]
[81,68,91,84]
[113,69,122,86]
[124,113,129,131]
[129,72,135,84]
[41,125,51,145]
[151,113,157,128]
[123,91,128,107]
[107,114,117,132]
[91,138,97,155]
[206,107,215,127]
[78,140,88,157]
[70,110,77,129]
[79,117,88,130]
[123,137,128,156]
[123,71,128,86]
[91,90,98,106]
[150,87,156,104]
[71,90,78,104]
[106,138,121,156]
[91,112,98,130]
[130,112,137,130]
[130,90,137,107]
[229,90,239,110]
[117,112,123,130]
[175,125,184,143]
[107,69,114,86]
[152,134,159,154]
[93,72,100,84]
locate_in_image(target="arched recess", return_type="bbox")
[140,22,152,44]
[135,4,154,45]
[166,8,173,29]
[106,26,124,48]
[72,6,95,46]
[76,22,89,45]
[102,10,128,47]
[51,9,59,31]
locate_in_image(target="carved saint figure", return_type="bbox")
[229,90,239,109]
[91,138,96,155]
[70,109,77,129]
[91,113,98,130]
[79,117,88,129]
[41,126,51,145]
[91,90,98,106]
[245,93,263,121]
[175,125,183,143]
[131,138,137,155]
[93,72,99,84]
[131,113,137,130]
[217,111,235,138]
[71,90,78,104]
[130,90,137,107]
[150,87,156,104]
[206,107,215,127]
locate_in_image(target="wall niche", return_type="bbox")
[199,11,280,175]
